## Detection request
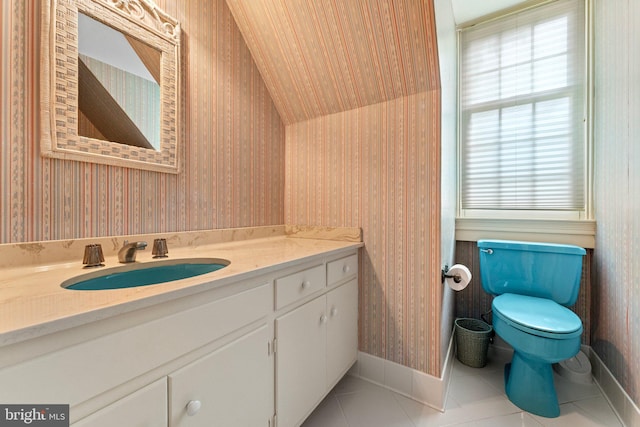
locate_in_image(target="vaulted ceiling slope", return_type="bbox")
[226,0,440,125]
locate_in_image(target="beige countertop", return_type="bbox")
[0,234,362,347]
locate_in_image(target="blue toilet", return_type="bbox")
[477,239,586,418]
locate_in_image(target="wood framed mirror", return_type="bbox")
[40,0,182,173]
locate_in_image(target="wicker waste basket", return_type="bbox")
[455,318,493,368]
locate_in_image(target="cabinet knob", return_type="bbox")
[301,280,311,289]
[320,314,328,324]
[342,265,350,273]
[330,307,338,317]
[186,400,202,416]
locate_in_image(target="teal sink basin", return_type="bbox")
[62,258,230,291]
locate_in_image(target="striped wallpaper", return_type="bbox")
[286,90,443,376]
[229,0,444,377]
[226,0,440,125]
[0,0,285,244]
[3,0,447,380]
[593,0,640,405]
[3,0,635,407]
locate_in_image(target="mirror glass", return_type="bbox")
[40,0,181,173]
[78,13,161,150]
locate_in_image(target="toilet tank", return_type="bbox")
[478,240,586,307]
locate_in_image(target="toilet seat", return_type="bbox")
[493,293,582,339]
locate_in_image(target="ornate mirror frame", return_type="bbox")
[40,0,182,173]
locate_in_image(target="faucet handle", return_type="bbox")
[152,238,168,258]
[83,244,105,268]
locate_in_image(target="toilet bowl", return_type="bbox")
[478,240,586,418]
[492,293,582,417]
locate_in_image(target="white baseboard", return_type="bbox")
[349,340,639,426]
[348,334,455,412]
[587,347,640,427]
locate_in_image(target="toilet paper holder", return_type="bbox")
[441,265,462,283]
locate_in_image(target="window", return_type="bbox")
[459,0,586,219]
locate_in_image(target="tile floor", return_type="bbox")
[302,347,623,427]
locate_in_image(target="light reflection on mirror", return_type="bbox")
[77,13,161,150]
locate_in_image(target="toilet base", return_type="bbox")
[504,352,560,418]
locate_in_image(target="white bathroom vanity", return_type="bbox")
[0,233,361,427]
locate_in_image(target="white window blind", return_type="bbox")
[460,0,585,212]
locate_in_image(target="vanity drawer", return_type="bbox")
[327,254,358,286]
[275,264,326,309]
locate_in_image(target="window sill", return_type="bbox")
[455,218,596,248]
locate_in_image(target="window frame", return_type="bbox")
[455,0,594,248]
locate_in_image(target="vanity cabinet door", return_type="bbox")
[326,279,358,388]
[72,378,167,427]
[168,325,271,427]
[275,279,358,427]
[275,295,327,427]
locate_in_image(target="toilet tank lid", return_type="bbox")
[478,240,586,256]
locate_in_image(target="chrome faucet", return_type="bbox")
[118,241,147,263]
